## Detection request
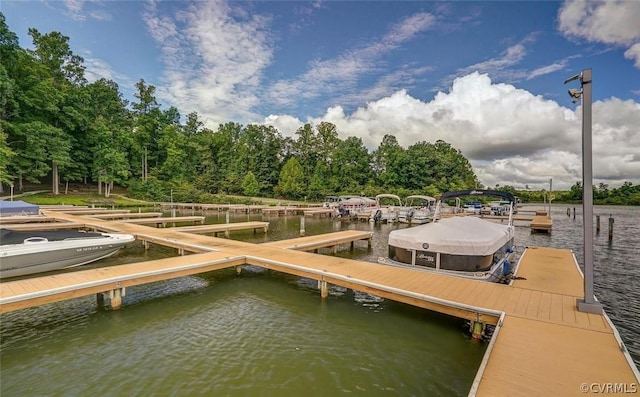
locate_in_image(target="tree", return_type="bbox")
[276,157,305,199]
[242,171,259,197]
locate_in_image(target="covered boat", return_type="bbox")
[0,200,40,216]
[380,190,516,282]
[0,229,135,279]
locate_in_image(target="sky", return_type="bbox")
[3,0,640,191]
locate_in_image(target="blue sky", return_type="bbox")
[3,0,640,190]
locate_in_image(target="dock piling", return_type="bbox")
[596,215,600,233]
[300,216,305,236]
[608,215,614,241]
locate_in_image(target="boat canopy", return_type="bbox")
[440,190,515,203]
[388,216,513,256]
[0,200,40,216]
[405,195,436,205]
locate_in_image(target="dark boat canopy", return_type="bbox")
[440,190,516,203]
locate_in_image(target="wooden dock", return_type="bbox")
[172,221,269,237]
[1,211,637,395]
[119,216,205,227]
[530,216,553,233]
[87,212,163,219]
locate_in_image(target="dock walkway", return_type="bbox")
[1,211,637,396]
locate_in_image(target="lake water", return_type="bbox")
[1,204,638,396]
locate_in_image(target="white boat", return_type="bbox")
[0,229,136,279]
[397,195,436,224]
[370,194,403,223]
[331,195,377,217]
[379,190,516,282]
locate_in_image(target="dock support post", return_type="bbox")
[608,216,614,242]
[236,265,242,275]
[333,245,338,254]
[225,229,230,238]
[596,215,600,233]
[319,280,328,299]
[567,208,570,217]
[573,207,576,219]
[226,211,230,224]
[471,321,484,340]
[178,248,184,256]
[96,292,105,308]
[143,240,149,250]
[101,288,126,310]
[368,237,372,249]
[300,216,305,236]
[350,241,354,251]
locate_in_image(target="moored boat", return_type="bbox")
[379,190,516,282]
[370,194,403,223]
[0,229,136,279]
[397,195,436,224]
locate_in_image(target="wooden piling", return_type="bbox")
[608,216,614,241]
[300,216,305,237]
[596,215,600,233]
[573,207,576,219]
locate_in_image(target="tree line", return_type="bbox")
[0,15,479,202]
[1,15,637,205]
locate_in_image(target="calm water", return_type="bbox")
[1,204,638,396]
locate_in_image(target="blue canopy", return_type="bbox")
[0,200,40,216]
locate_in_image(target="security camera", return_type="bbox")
[568,88,582,103]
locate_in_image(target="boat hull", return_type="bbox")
[377,254,513,283]
[0,233,135,279]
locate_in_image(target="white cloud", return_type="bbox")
[264,72,640,190]
[83,56,133,87]
[143,0,273,126]
[62,0,111,21]
[624,43,640,68]
[267,12,435,107]
[558,0,640,68]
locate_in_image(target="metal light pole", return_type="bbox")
[565,69,602,314]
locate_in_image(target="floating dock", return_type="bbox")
[530,215,553,233]
[0,210,637,395]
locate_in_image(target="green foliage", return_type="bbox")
[242,171,259,197]
[276,157,305,199]
[127,177,166,202]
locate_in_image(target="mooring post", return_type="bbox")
[103,288,125,310]
[143,240,149,250]
[350,241,355,251]
[300,216,305,237]
[567,208,570,217]
[573,207,576,219]
[596,215,600,233]
[96,292,105,309]
[608,215,614,242]
[471,321,484,340]
[226,211,230,224]
[319,280,328,299]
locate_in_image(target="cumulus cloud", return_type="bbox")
[265,73,640,190]
[558,0,640,68]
